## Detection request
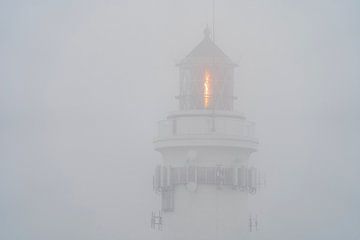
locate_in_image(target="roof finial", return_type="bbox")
[204,25,211,40]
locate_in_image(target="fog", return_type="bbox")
[1,1,359,239]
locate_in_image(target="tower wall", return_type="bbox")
[159,148,250,240]
[154,111,257,240]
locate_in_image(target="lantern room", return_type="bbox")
[176,27,237,111]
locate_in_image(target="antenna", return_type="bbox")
[212,0,215,42]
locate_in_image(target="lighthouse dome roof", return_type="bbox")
[178,28,237,67]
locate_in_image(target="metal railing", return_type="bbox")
[157,117,255,139]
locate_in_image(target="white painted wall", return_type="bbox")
[155,111,257,240]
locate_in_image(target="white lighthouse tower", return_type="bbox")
[152,28,258,240]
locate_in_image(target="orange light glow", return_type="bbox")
[204,70,211,108]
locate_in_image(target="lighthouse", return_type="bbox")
[152,28,259,240]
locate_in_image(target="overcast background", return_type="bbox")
[1,0,359,239]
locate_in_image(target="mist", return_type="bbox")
[1,1,359,239]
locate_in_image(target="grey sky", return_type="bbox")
[1,1,359,239]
